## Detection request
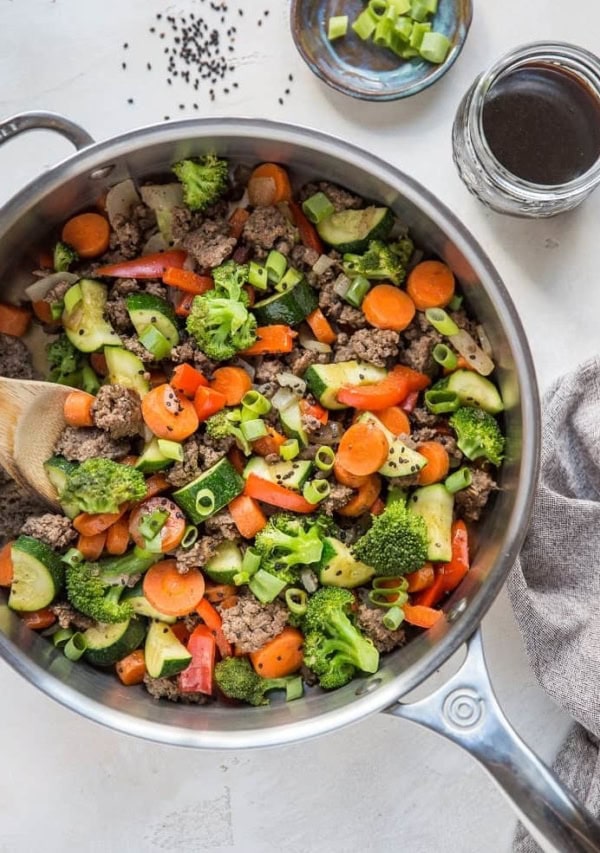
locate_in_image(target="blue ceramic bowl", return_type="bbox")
[290,0,473,101]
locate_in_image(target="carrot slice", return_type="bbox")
[143,473,171,499]
[162,268,214,295]
[141,383,199,441]
[171,363,208,398]
[229,207,250,240]
[402,603,443,629]
[19,608,57,631]
[63,390,96,428]
[0,541,14,586]
[0,303,32,337]
[116,649,146,686]
[241,325,296,356]
[228,495,268,538]
[249,627,304,679]
[105,515,130,556]
[336,422,389,477]
[248,163,292,205]
[210,366,252,406]
[378,406,411,436]
[129,497,186,553]
[174,290,195,317]
[32,300,54,325]
[77,531,107,561]
[251,427,286,457]
[143,560,205,617]
[337,474,382,518]
[417,441,450,485]
[299,399,329,425]
[61,212,110,259]
[289,201,324,254]
[203,584,237,604]
[306,308,336,345]
[406,564,435,593]
[333,460,371,489]
[244,474,317,514]
[406,261,455,311]
[362,285,416,332]
[74,508,125,537]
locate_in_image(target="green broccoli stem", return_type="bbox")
[327,610,379,673]
[98,547,157,584]
[263,675,303,701]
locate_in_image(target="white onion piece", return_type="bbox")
[272,387,299,412]
[449,329,495,376]
[299,327,332,353]
[333,273,351,298]
[300,568,319,594]
[232,357,256,381]
[105,179,141,228]
[312,254,336,276]
[277,371,307,396]
[142,232,168,255]
[25,271,79,302]
[476,324,494,357]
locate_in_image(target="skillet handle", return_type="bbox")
[0,111,94,151]
[386,629,600,853]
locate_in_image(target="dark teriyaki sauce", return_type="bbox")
[481,63,600,185]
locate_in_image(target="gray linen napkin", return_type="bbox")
[508,356,600,852]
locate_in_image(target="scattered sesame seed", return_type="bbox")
[127,98,134,104]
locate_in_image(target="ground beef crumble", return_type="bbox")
[144,674,210,704]
[50,601,94,631]
[183,219,236,270]
[454,468,497,522]
[320,483,353,516]
[55,427,130,462]
[218,595,288,654]
[242,206,296,255]
[174,535,222,574]
[285,348,329,376]
[92,384,143,439]
[356,599,406,653]
[299,181,363,212]
[20,514,77,550]
[334,329,400,367]
[0,335,35,381]
[204,509,238,540]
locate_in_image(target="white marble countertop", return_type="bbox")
[1,1,598,850]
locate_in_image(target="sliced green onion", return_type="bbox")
[327,15,348,41]
[393,16,413,43]
[374,7,398,46]
[52,628,74,648]
[276,267,303,292]
[395,45,419,58]
[138,508,169,542]
[63,283,82,314]
[240,418,268,442]
[265,250,287,284]
[409,20,431,49]
[445,466,473,494]
[279,438,300,461]
[64,632,87,661]
[410,0,430,21]
[285,676,304,701]
[138,324,172,359]
[81,364,100,395]
[242,547,262,577]
[181,525,199,549]
[62,548,84,567]
[285,587,308,616]
[424,388,460,414]
[302,192,335,224]
[157,438,184,462]
[315,446,335,472]
[50,300,65,321]
[383,606,405,631]
[241,390,272,417]
[426,308,460,336]
[420,31,452,64]
[369,0,389,17]
[369,576,409,609]
[433,344,458,371]
[248,261,269,291]
[388,0,411,13]
[448,294,463,312]
[248,569,287,604]
[303,479,331,504]
[194,489,216,518]
[424,0,438,11]
[344,276,371,308]
[352,8,378,39]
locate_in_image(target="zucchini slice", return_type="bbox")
[204,541,244,584]
[408,484,454,563]
[317,207,394,253]
[126,293,180,348]
[122,581,177,623]
[319,537,375,589]
[62,280,121,353]
[253,278,317,326]
[304,360,386,410]
[135,437,173,474]
[172,457,244,524]
[83,618,147,668]
[445,370,504,414]
[145,620,192,679]
[357,412,427,478]
[104,346,150,397]
[243,457,313,491]
[8,536,64,612]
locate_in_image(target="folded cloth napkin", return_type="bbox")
[508,356,600,852]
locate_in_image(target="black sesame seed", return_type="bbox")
[121,62,127,69]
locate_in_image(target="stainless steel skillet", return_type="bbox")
[0,113,597,852]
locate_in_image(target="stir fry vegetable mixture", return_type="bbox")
[0,156,505,706]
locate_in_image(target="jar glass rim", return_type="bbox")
[467,41,600,201]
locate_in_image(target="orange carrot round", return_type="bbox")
[105,515,130,556]
[306,308,337,345]
[406,261,456,311]
[336,422,389,477]
[32,300,54,325]
[378,406,411,436]
[143,560,205,617]
[74,508,125,537]
[129,497,186,553]
[19,608,57,631]
[203,583,237,604]
[0,541,14,586]
[417,441,450,485]
[64,390,96,427]
[406,564,435,593]
[61,212,110,259]
[362,285,416,332]
[248,163,292,205]
[77,531,107,561]
[0,303,31,337]
[333,460,371,489]
[116,649,146,686]
[210,366,252,406]
[141,383,199,441]
[249,626,304,678]
[338,474,382,518]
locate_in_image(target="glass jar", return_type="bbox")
[452,42,600,218]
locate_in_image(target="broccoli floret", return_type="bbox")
[388,236,414,269]
[212,260,250,304]
[205,409,251,455]
[352,501,428,576]
[449,406,505,466]
[53,241,79,272]
[60,458,147,515]
[65,547,156,623]
[46,334,83,384]
[214,656,303,706]
[171,154,229,212]
[254,513,324,572]
[302,587,379,688]
[342,240,410,286]
[186,293,257,361]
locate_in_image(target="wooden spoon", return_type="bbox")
[0,377,73,509]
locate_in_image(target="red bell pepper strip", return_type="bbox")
[241,325,296,356]
[171,363,208,398]
[244,474,318,514]
[178,624,216,695]
[162,267,214,295]
[289,201,324,254]
[336,366,410,411]
[193,385,227,421]
[196,598,233,658]
[402,603,443,629]
[95,250,187,279]
[413,521,470,607]
[393,365,431,393]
